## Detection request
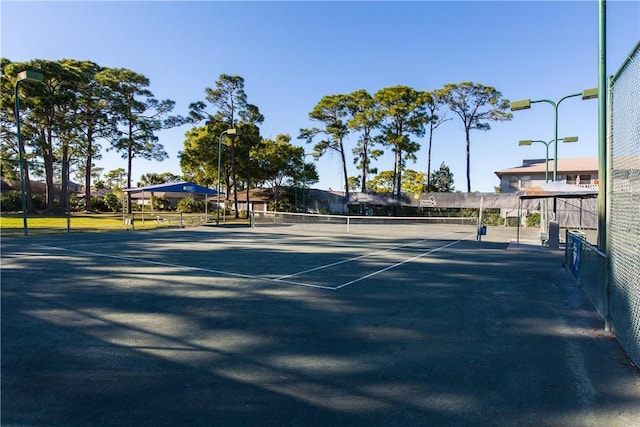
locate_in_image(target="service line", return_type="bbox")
[333,233,476,290]
[275,231,459,281]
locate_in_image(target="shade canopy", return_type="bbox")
[516,181,598,199]
[125,181,220,196]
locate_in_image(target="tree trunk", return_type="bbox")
[60,143,69,214]
[466,130,471,193]
[231,139,239,218]
[427,123,434,192]
[360,133,369,193]
[392,149,399,195]
[127,144,133,214]
[19,132,34,212]
[84,126,94,211]
[339,139,349,209]
[245,182,251,219]
[126,100,133,214]
[43,128,56,212]
[225,172,231,216]
[23,163,33,212]
[395,149,402,201]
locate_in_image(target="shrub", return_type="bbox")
[104,193,122,212]
[153,196,170,210]
[90,196,109,212]
[526,212,541,228]
[462,208,480,218]
[69,194,84,212]
[31,194,47,211]
[176,197,204,213]
[505,217,520,227]
[483,213,502,226]
[0,191,21,212]
[0,192,50,212]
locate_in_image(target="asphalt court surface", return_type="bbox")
[2,225,639,426]
[17,226,479,290]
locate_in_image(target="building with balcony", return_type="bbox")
[494,157,598,193]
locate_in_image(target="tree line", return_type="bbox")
[1,60,320,215]
[2,58,511,216]
[300,83,512,201]
[1,58,183,213]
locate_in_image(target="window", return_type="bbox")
[508,175,530,189]
[567,174,591,185]
[508,176,519,189]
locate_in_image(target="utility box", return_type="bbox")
[477,224,487,241]
[548,220,560,248]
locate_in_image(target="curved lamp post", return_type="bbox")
[14,70,44,236]
[216,128,241,225]
[518,136,579,182]
[511,88,597,182]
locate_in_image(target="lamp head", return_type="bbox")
[225,128,242,136]
[510,99,531,111]
[518,140,533,146]
[581,88,598,100]
[17,70,44,83]
[562,136,579,143]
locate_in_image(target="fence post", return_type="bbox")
[604,251,612,332]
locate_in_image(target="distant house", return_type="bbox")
[232,188,273,213]
[0,178,83,195]
[233,188,355,215]
[232,188,348,214]
[494,157,599,193]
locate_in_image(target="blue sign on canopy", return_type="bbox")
[124,181,220,196]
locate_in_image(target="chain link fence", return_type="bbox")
[565,41,640,367]
[608,41,640,366]
[565,231,609,319]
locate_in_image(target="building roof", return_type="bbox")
[233,188,273,202]
[1,178,80,194]
[495,157,598,178]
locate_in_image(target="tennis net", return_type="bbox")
[250,211,478,237]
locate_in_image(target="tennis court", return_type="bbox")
[2,223,639,426]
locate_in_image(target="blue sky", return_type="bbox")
[2,0,639,192]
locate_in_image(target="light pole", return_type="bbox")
[14,70,44,236]
[518,136,578,182]
[511,88,597,182]
[217,128,241,225]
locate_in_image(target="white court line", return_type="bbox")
[275,231,458,281]
[30,244,335,290]
[31,231,474,292]
[333,233,477,290]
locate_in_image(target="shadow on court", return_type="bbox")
[1,226,639,426]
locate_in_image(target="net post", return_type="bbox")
[477,197,484,241]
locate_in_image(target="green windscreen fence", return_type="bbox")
[609,42,640,366]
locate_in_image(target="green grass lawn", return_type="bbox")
[1,213,130,236]
[0,212,250,236]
